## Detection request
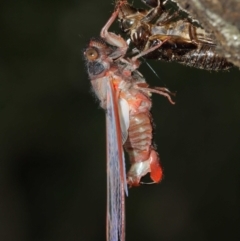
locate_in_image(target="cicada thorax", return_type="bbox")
[118,0,233,70]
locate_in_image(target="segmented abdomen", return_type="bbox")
[122,90,162,186]
[172,44,232,70]
[124,112,153,163]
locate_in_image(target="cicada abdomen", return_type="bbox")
[118,0,233,70]
[123,94,164,186]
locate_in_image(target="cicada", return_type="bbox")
[117,0,233,70]
[83,3,174,241]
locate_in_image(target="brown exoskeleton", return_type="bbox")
[118,0,233,70]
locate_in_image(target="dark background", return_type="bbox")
[0,0,240,241]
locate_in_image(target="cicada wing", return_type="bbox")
[106,79,128,241]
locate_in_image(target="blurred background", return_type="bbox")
[0,0,240,241]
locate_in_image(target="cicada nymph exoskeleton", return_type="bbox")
[117,0,233,70]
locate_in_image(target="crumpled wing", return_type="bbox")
[106,79,128,241]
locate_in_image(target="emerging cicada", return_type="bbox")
[83,2,174,241]
[118,0,233,70]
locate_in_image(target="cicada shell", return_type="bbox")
[83,3,174,241]
[117,0,233,70]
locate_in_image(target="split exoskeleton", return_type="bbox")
[118,0,233,70]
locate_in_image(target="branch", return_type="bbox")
[170,0,240,68]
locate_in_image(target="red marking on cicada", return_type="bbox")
[83,2,174,240]
[149,149,163,182]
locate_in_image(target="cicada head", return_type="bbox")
[118,2,148,34]
[83,38,115,80]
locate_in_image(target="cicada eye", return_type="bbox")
[120,19,134,32]
[85,47,99,61]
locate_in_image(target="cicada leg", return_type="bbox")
[141,0,164,23]
[100,1,128,59]
[131,37,171,62]
[135,84,176,104]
